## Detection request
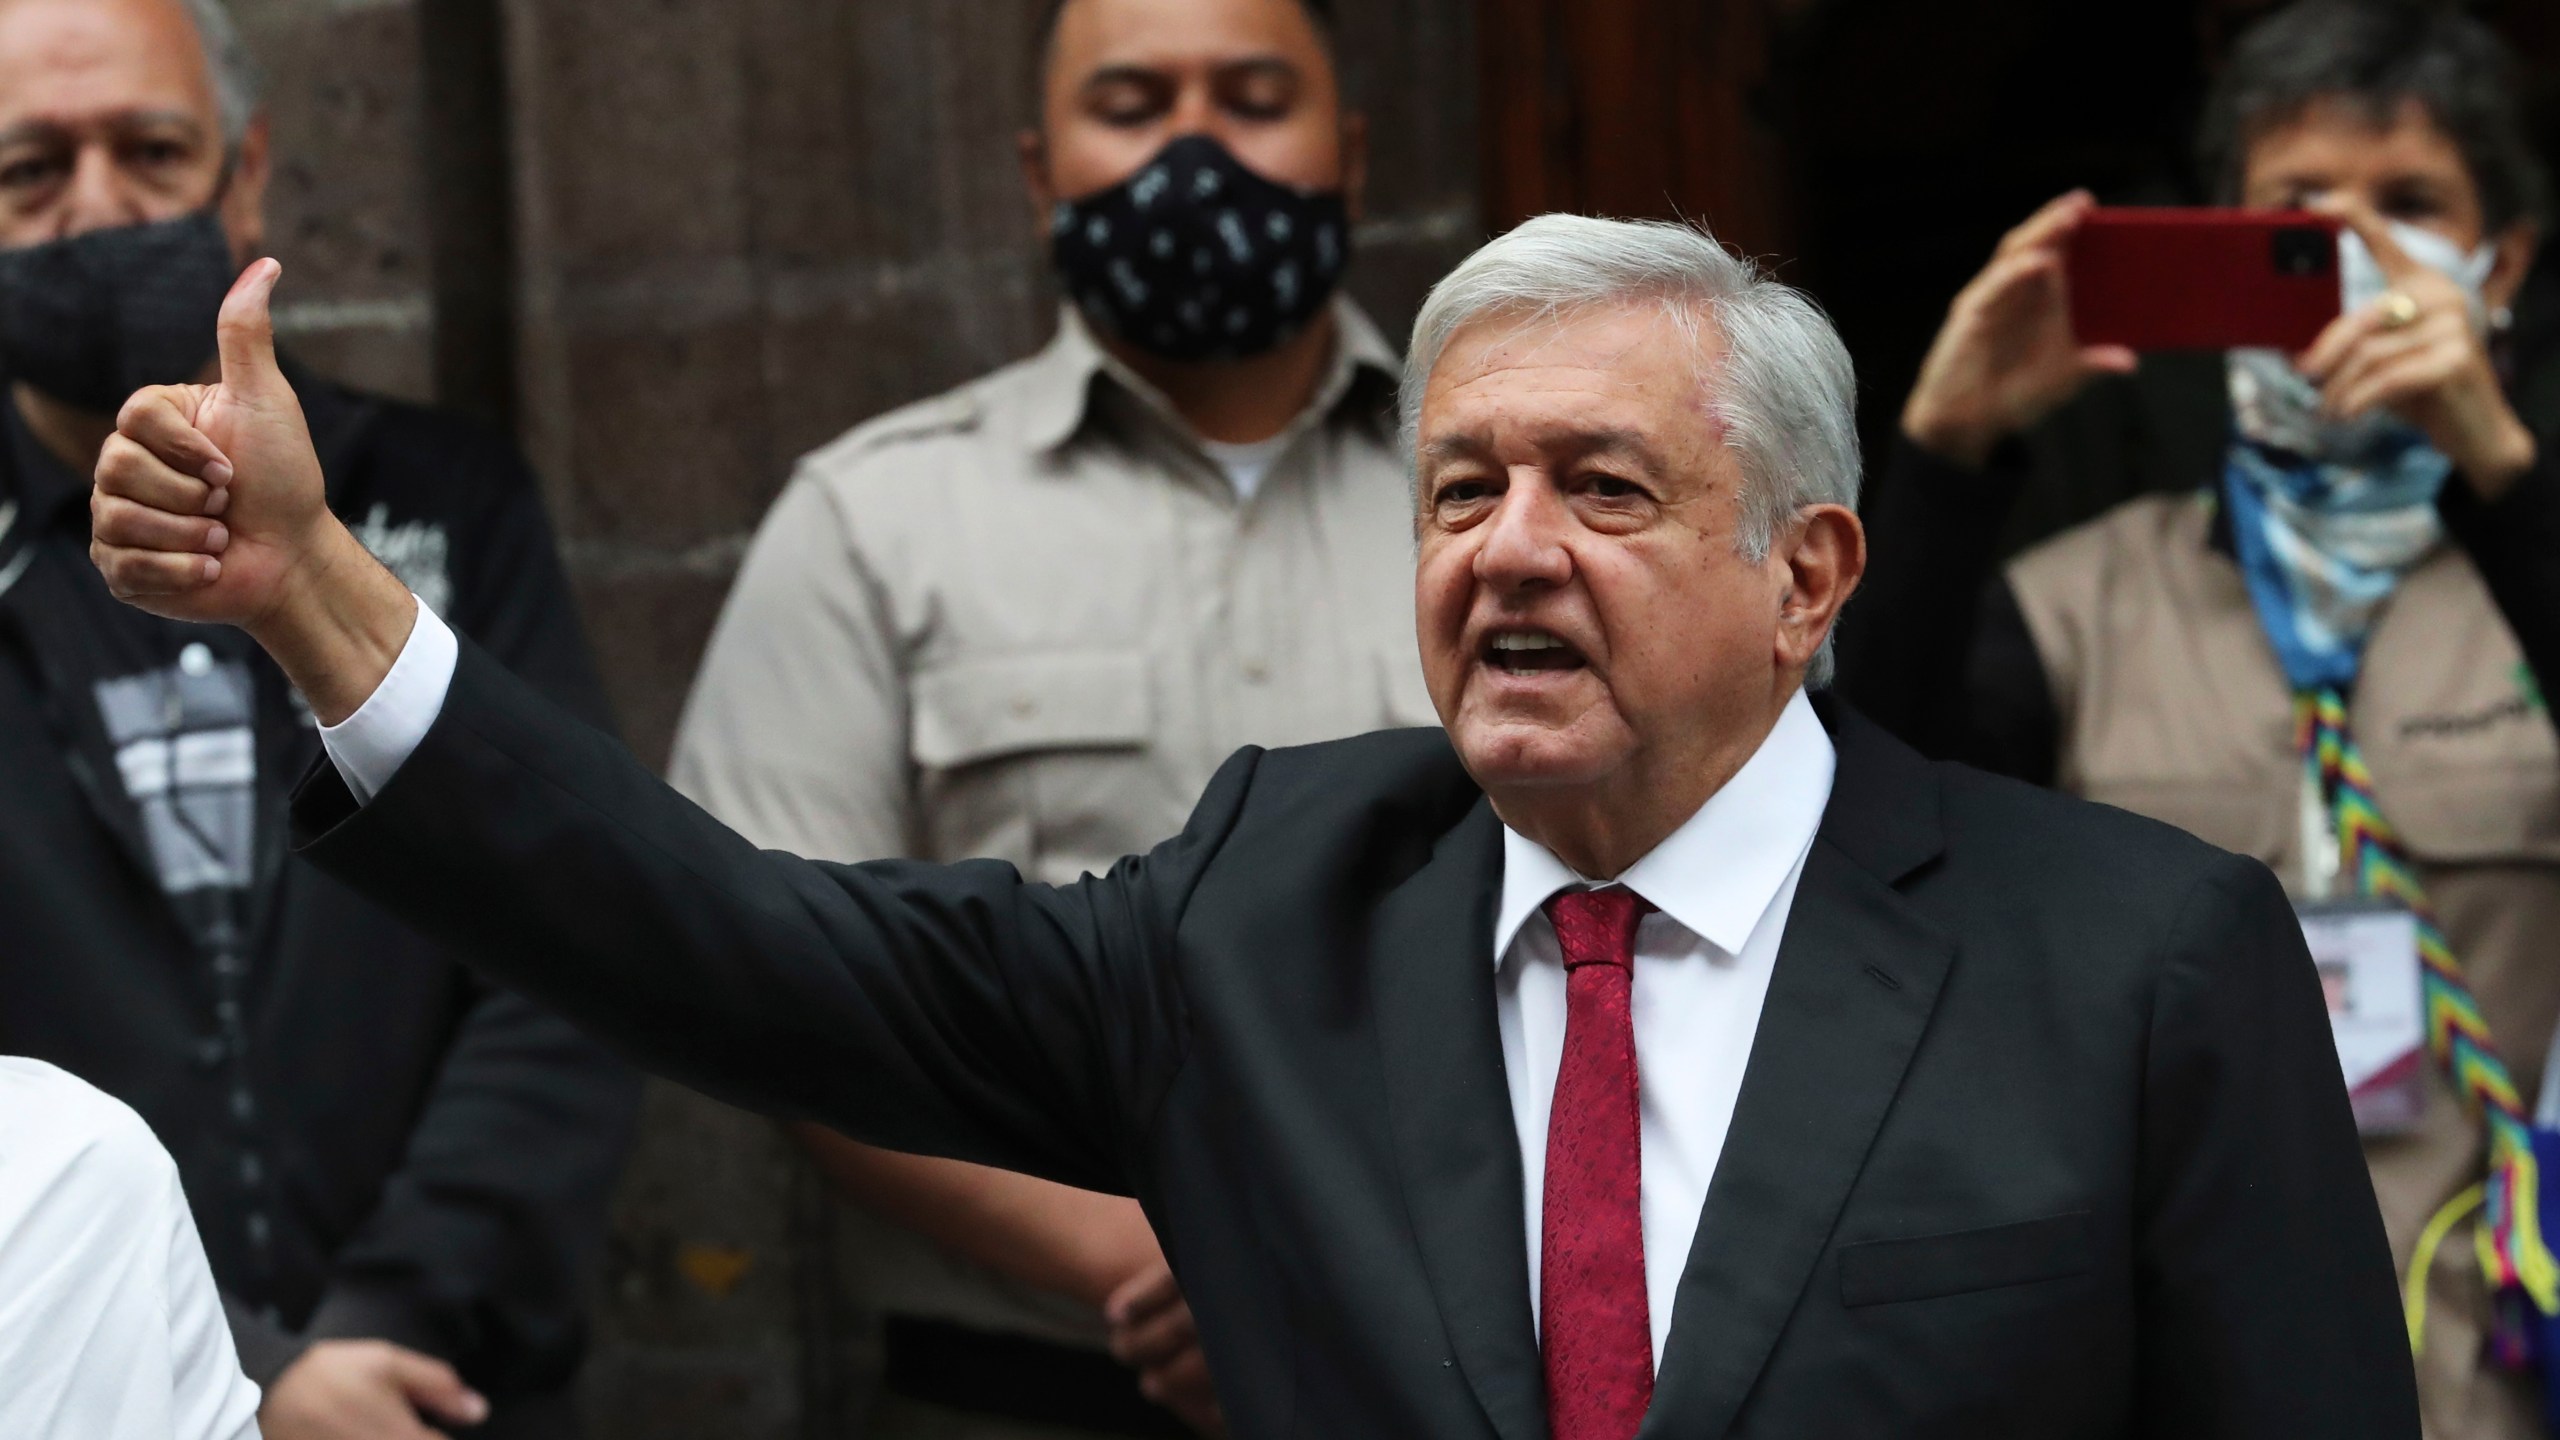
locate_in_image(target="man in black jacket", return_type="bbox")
[0,1,637,1436]
[93,211,2419,1436]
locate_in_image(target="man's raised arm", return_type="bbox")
[86,260,1211,1198]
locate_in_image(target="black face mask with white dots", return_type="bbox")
[1050,134,1352,364]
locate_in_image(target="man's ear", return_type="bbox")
[2485,218,2541,317]
[1018,127,1055,242]
[1339,111,1370,225]
[1776,504,1866,675]
[221,113,273,263]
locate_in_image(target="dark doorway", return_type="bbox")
[1480,0,2560,546]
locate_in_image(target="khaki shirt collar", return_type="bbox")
[1017,297,1403,457]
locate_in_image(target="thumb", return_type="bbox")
[215,258,286,399]
[1105,1263,1181,1326]
[2077,343,2140,376]
[2306,194,2413,283]
[382,1347,490,1429]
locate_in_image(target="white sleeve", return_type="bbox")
[317,595,459,805]
[0,1059,263,1440]
[156,1160,265,1440]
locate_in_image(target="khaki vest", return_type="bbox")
[2010,492,2560,1440]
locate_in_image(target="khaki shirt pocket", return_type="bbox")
[2373,765,2560,866]
[909,652,1158,883]
[2364,734,2560,867]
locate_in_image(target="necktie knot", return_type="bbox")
[1545,886,1652,974]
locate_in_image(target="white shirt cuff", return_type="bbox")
[317,595,458,805]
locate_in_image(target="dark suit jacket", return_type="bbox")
[293,642,2417,1439]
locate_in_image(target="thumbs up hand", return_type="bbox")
[92,259,418,723]
[92,259,326,625]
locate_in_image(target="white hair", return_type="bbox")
[179,0,260,149]
[1400,215,1862,686]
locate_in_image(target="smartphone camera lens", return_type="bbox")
[2272,227,2334,277]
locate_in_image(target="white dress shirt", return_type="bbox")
[322,602,1840,1371]
[1494,689,1836,1365]
[0,1058,264,1440]
[321,595,456,805]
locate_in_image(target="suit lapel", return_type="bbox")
[1370,798,1548,1440]
[1641,704,1958,1440]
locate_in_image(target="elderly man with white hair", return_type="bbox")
[90,213,2415,1436]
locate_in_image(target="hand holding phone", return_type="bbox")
[2066,208,2343,353]
[2295,195,2537,494]
[1901,191,2140,468]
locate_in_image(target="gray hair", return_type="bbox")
[1400,214,1862,686]
[2199,0,2549,231]
[179,0,260,149]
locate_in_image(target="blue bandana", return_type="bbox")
[2219,220,2497,693]
[2223,351,2451,692]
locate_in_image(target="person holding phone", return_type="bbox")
[1835,2,2554,1435]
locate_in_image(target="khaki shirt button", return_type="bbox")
[1011,697,1037,718]
[1242,661,1271,684]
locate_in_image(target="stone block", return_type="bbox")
[565,569,736,773]
[505,0,753,267]
[577,1082,816,1439]
[233,0,440,405]
[760,261,1054,462]
[554,316,777,548]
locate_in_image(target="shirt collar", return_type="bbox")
[1493,688,1839,963]
[1016,296,1403,457]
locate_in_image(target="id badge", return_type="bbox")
[2298,900,2427,1136]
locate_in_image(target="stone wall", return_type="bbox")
[228,1,1475,1433]
[233,0,436,406]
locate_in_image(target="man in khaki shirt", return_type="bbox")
[669,0,1426,1434]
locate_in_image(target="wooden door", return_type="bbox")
[1479,0,1798,259]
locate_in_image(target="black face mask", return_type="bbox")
[0,210,240,413]
[1051,134,1351,363]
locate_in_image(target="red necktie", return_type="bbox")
[1541,886,1655,1440]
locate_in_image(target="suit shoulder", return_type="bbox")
[1931,757,2266,902]
[1222,728,1480,842]
[1253,726,1469,788]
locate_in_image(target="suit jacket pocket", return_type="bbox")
[1838,1212,2093,1308]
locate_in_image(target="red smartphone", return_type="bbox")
[2066,208,2344,352]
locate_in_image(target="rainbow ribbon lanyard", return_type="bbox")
[2298,687,2560,1362]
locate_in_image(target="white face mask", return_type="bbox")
[2338,220,2497,325]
